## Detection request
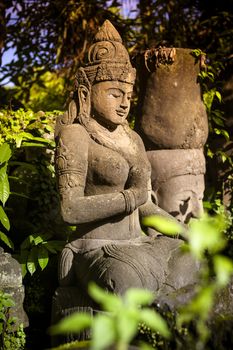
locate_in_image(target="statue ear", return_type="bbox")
[78,85,91,116]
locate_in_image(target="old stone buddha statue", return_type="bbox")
[54,21,199,304]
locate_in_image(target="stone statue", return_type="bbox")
[135,48,208,223]
[52,22,200,336]
[147,149,206,224]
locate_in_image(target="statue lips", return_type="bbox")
[116,109,127,117]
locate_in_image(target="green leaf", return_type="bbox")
[43,240,65,253]
[142,215,183,235]
[0,205,10,230]
[0,143,12,164]
[88,283,122,312]
[140,309,170,338]
[50,312,92,335]
[19,249,29,277]
[27,246,38,275]
[0,230,14,249]
[178,286,214,326]
[188,214,226,258]
[20,235,35,250]
[0,166,10,205]
[125,288,154,307]
[221,129,230,141]
[215,91,222,102]
[116,309,138,344]
[38,246,49,270]
[21,142,48,148]
[207,148,214,158]
[214,255,233,287]
[34,234,46,245]
[92,314,115,350]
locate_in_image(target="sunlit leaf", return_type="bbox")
[178,286,214,326]
[0,205,10,231]
[214,255,233,287]
[188,214,226,258]
[92,314,115,350]
[38,246,49,270]
[27,246,38,275]
[116,310,138,344]
[50,312,92,335]
[0,230,14,249]
[0,167,10,205]
[125,288,154,307]
[142,215,183,235]
[88,283,122,312]
[215,91,222,102]
[0,143,11,163]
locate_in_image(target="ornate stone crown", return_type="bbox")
[75,20,136,86]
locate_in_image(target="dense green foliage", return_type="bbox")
[0,291,26,350]
[0,109,68,277]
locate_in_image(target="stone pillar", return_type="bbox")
[0,247,28,328]
[136,48,208,223]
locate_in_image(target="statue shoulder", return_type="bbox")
[56,124,90,147]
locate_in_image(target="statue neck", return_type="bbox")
[79,114,137,160]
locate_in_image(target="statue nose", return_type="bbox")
[192,197,203,218]
[120,95,129,109]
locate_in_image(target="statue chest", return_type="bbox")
[86,142,130,192]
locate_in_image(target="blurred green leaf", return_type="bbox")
[92,314,115,350]
[125,288,154,307]
[213,255,233,287]
[142,215,183,235]
[116,310,138,344]
[188,214,226,258]
[88,283,122,312]
[50,312,92,335]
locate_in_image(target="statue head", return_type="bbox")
[69,20,136,129]
[147,149,206,224]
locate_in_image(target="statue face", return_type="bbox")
[90,81,133,128]
[156,174,205,224]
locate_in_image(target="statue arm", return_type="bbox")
[56,124,145,225]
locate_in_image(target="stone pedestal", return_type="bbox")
[51,286,95,346]
[0,247,28,328]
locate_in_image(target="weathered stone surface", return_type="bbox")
[137,48,208,149]
[147,149,206,223]
[0,247,28,327]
